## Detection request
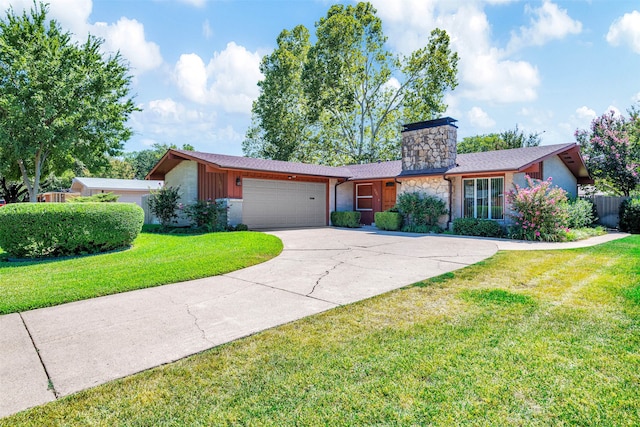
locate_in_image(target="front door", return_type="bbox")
[356,182,382,225]
[382,180,397,211]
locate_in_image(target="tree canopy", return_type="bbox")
[244,2,458,165]
[457,125,542,154]
[575,109,639,196]
[0,3,136,201]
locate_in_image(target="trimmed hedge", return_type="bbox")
[68,192,119,203]
[0,202,144,258]
[375,211,403,231]
[453,218,504,238]
[331,211,361,228]
[619,197,640,233]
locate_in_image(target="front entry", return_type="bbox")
[355,180,396,225]
[382,180,397,211]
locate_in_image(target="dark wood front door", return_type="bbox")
[382,180,397,211]
[356,182,383,225]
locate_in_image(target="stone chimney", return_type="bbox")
[401,117,458,172]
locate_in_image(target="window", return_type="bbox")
[356,183,373,211]
[463,177,504,220]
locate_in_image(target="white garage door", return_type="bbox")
[242,178,327,228]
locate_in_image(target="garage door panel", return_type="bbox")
[243,179,326,229]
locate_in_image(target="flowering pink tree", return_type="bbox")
[575,110,640,196]
[507,176,569,241]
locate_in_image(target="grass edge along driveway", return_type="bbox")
[0,232,283,314]
[2,235,639,426]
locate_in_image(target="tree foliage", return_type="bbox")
[123,142,195,179]
[244,2,458,165]
[243,26,312,161]
[458,125,542,154]
[0,3,136,201]
[0,175,28,203]
[575,110,640,196]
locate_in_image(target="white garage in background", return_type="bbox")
[242,178,327,229]
[70,177,163,206]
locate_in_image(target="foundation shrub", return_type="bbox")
[0,203,144,258]
[148,185,181,228]
[374,211,403,231]
[331,211,361,228]
[397,192,447,228]
[453,218,504,238]
[182,199,226,232]
[619,197,640,233]
[566,197,598,228]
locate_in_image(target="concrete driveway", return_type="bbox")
[0,227,625,418]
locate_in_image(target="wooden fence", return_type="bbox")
[586,196,629,229]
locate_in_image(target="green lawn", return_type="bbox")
[2,236,639,426]
[0,231,283,314]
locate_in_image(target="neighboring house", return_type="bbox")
[70,177,164,207]
[38,191,80,203]
[147,117,592,229]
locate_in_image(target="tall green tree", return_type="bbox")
[244,2,458,165]
[243,25,313,162]
[575,110,639,196]
[457,125,542,154]
[0,3,136,201]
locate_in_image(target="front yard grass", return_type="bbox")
[2,236,639,426]
[0,232,282,314]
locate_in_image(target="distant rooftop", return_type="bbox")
[72,177,163,191]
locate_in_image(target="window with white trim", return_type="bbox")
[463,177,504,220]
[356,183,373,211]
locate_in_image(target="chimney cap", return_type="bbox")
[402,117,458,132]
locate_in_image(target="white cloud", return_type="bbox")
[462,53,539,103]
[174,42,262,114]
[0,0,163,75]
[202,19,213,39]
[91,18,162,74]
[372,0,541,104]
[383,77,401,92]
[508,1,582,51]
[575,106,596,122]
[174,54,209,104]
[633,92,640,103]
[178,0,206,7]
[606,105,622,117]
[467,106,495,128]
[0,0,92,36]
[132,98,218,141]
[607,10,640,54]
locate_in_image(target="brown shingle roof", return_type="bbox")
[345,161,402,180]
[173,150,353,178]
[150,143,587,181]
[448,143,577,175]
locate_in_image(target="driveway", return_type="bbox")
[0,228,626,417]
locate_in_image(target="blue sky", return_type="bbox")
[3,0,640,155]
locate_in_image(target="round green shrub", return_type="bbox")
[565,198,597,229]
[375,211,403,231]
[331,211,361,228]
[453,218,504,238]
[0,202,144,258]
[619,197,640,233]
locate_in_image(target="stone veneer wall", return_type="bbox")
[401,124,457,171]
[398,176,450,228]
